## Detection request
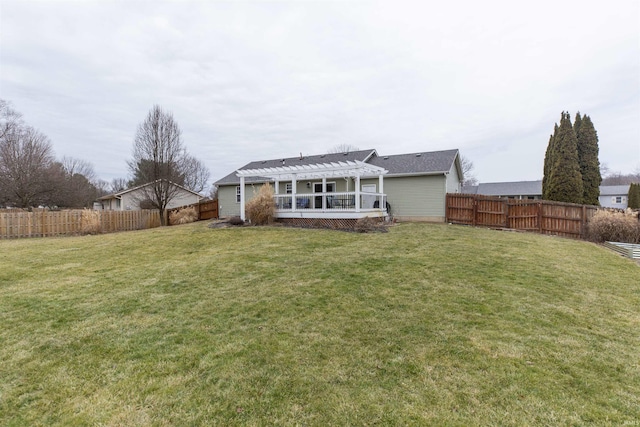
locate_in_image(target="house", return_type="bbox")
[599,185,631,209]
[462,180,543,200]
[96,181,203,211]
[464,180,632,208]
[214,148,463,223]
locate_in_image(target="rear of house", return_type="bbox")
[215,148,462,222]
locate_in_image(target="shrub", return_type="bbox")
[354,216,386,233]
[587,209,640,244]
[245,184,276,225]
[169,206,198,225]
[228,216,244,226]
[81,209,101,234]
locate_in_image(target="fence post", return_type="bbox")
[472,196,477,226]
[537,202,543,234]
[581,205,587,239]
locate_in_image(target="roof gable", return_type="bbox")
[98,180,203,200]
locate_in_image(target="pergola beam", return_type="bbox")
[236,160,388,221]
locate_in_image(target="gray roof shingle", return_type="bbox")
[368,149,459,175]
[599,185,630,196]
[214,148,460,186]
[214,149,376,185]
[476,180,542,196]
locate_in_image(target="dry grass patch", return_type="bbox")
[245,184,275,225]
[587,209,640,243]
[169,206,198,225]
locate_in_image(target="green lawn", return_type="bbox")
[1,222,638,426]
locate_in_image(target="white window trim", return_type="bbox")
[313,182,336,192]
[285,183,292,194]
[236,186,241,203]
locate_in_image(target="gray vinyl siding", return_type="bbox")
[217,183,265,217]
[361,175,446,220]
[446,162,461,194]
[218,185,240,217]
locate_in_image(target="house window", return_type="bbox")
[286,183,292,194]
[613,196,626,204]
[236,186,241,203]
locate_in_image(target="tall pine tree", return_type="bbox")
[544,112,583,203]
[628,183,640,209]
[542,131,555,199]
[575,113,602,205]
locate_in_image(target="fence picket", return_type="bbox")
[447,194,598,239]
[0,210,161,239]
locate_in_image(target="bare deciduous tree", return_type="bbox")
[327,143,360,154]
[460,155,478,186]
[128,105,209,225]
[0,126,56,208]
[182,154,210,194]
[110,177,129,193]
[0,99,23,141]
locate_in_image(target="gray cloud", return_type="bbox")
[1,0,638,185]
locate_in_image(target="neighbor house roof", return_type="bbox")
[98,180,203,201]
[474,180,543,197]
[599,185,630,196]
[214,148,461,186]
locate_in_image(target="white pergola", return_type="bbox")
[236,160,388,220]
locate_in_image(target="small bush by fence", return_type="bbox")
[167,199,218,224]
[587,209,640,244]
[0,209,161,239]
[446,194,598,239]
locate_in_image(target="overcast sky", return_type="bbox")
[1,0,638,188]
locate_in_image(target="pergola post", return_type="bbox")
[379,174,384,209]
[240,175,246,221]
[291,174,297,212]
[355,175,361,212]
[322,177,327,210]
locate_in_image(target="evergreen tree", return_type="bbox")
[628,183,640,209]
[575,114,602,205]
[573,112,582,141]
[545,112,583,203]
[542,131,555,199]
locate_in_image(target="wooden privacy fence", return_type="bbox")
[0,209,161,239]
[167,199,219,222]
[446,194,598,239]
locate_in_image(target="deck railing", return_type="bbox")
[274,192,387,212]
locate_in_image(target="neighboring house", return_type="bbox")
[462,180,543,199]
[96,181,203,211]
[599,185,631,209]
[464,180,632,208]
[214,148,462,222]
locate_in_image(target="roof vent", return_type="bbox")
[383,156,389,160]
[261,161,266,164]
[320,154,325,158]
[343,152,348,155]
[416,153,422,157]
